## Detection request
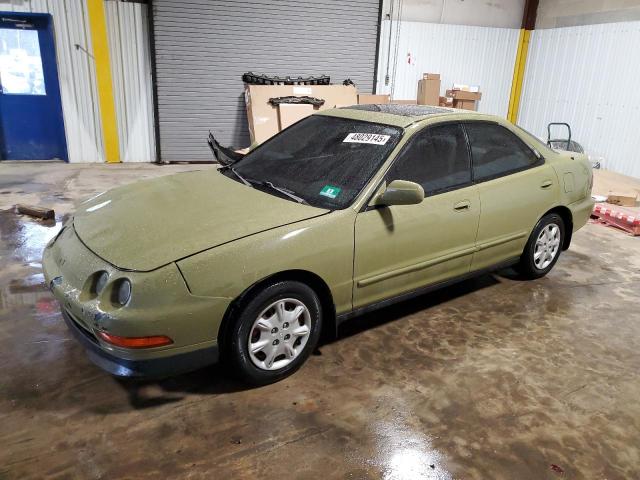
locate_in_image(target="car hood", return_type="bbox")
[73,170,329,271]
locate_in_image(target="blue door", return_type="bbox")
[0,12,67,161]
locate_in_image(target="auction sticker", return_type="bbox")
[319,185,341,199]
[343,133,390,145]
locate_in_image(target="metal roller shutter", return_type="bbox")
[151,0,381,162]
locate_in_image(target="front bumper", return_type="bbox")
[43,223,231,377]
[62,307,218,377]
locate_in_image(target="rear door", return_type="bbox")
[353,123,480,308]
[0,13,67,160]
[464,122,559,271]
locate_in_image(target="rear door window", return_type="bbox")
[464,122,541,182]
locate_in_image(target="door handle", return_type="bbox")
[453,200,471,211]
[540,180,553,189]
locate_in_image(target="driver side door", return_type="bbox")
[353,123,480,309]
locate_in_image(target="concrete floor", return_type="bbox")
[1,162,639,479]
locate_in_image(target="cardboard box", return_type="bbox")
[245,84,358,144]
[438,96,453,107]
[417,73,441,106]
[453,99,477,111]
[358,94,390,104]
[452,83,480,92]
[391,99,418,105]
[446,89,482,101]
[278,104,314,130]
[606,191,638,207]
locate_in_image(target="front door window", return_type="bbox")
[386,123,471,195]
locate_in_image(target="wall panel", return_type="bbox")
[105,0,155,162]
[519,22,640,178]
[376,20,520,117]
[1,0,155,163]
[0,0,104,162]
[380,0,525,27]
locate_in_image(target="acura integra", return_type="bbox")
[43,105,594,384]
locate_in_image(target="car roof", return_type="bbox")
[344,104,454,117]
[318,104,486,128]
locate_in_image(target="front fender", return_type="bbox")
[177,210,356,315]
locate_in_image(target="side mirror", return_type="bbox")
[375,180,424,206]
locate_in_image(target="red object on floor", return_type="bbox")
[592,204,640,236]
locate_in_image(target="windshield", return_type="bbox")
[224,115,403,209]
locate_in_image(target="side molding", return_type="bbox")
[357,232,526,288]
[340,257,521,325]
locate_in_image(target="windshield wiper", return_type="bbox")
[258,181,309,205]
[224,167,308,205]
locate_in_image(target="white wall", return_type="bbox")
[376,20,520,117]
[105,1,156,162]
[0,0,105,163]
[537,0,640,28]
[519,21,640,178]
[0,0,155,162]
[381,0,525,28]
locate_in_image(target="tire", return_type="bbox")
[224,280,322,385]
[517,213,565,280]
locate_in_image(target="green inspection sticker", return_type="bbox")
[319,185,341,199]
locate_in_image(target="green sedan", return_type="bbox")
[43,105,594,384]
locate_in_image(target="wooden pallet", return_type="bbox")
[592,204,640,236]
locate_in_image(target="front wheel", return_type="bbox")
[224,280,322,385]
[517,213,565,279]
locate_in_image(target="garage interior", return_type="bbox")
[1,0,640,479]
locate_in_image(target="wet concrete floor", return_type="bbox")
[1,162,639,479]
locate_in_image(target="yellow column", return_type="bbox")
[87,0,120,163]
[507,28,531,124]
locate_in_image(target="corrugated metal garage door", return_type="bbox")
[151,0,381,161]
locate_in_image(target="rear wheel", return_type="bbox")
[517,213,565,279]
[224,280,322,385]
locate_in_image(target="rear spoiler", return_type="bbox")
[207,131,245,165]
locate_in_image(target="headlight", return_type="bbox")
[95,271,109,294]
[114,279,131,306]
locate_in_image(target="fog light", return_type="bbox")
[97,331,173,349]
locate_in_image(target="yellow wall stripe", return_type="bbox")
[87,0,120,163]
[507,28,531,124]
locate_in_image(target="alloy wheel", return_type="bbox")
[534,223,561,270]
